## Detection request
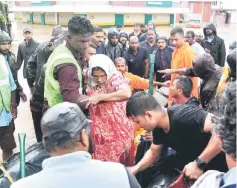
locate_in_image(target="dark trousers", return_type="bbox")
[31,110,43,143]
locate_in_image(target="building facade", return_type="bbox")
[12,1,212,27]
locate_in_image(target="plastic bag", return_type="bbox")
[0,143,49,188]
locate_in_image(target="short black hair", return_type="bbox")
[140,24,145,28]
[186,30,195,39]
[147,28,156,34]
[211,82,236,159]
[93,26,103,33]
[175,76,193,97]
[68,15,94,36]
[116,24,123,28]
[44,130,79,152]
[170,27,184,36]
[126,91,162,117]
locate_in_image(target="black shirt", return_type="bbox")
[153,104,210,164]
[140,41,158,55]
[129,32,142,40]
[124,47,148,77]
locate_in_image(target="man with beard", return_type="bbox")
[125,36,149,78]
[154,36,173,83]
[0,31,27,106]
[91,26,105,54]
[11,102,141,188]
[129,23,142,40]
[139,20,158,43]
[105,28,124,62]
[140,24,147,34]
[44,15,93,109]
[140,28,158,55]
[119,32,129,53]
[195,31,203,45]
[185,30,205,57]
[0,31,18,161]
[202,23,226,67]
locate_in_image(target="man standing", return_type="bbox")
[91,26,105,54]
[126,91,228,179]
[170,76,199,106]
[202,23,226,67]
[185,30,205,57]
[0,31,27,107]
[0,53,17,161]
[140,28,158,55]
[125,36,149,78]
[129,23,142,40]
[168,27,199,105]
[119,32,129,53]
[140,24,147,34]
[105,28,124,62]
[44,15,93,108]
[16,28,39,80]
[154,36,173,83]
[11,102,141,188]
[139,20,157,43]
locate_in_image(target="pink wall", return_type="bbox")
[189,1,211,22]
[15,1,31,6]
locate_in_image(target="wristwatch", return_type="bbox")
[195,158,207,170]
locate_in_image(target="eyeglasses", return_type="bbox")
[92,75,107,80]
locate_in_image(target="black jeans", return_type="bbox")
[31,110,43,143]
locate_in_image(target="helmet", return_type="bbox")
[0,30,11,44]
[107,28,119,40]
[119,32,128,40]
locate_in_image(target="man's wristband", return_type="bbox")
[195,158,207,170]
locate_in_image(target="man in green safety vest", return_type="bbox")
[0,31,17,161]
[44,15,94,109]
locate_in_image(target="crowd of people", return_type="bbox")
[0,15,236,188]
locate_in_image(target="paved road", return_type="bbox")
[0,22,236,162]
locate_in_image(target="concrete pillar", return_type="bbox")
[29,12,33,24]
[40,12,45,25]
[55,12,59,25]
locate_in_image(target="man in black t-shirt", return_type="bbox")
[126,91,227,180]
[124,36,149,78]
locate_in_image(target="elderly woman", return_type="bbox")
[83,54,134,165]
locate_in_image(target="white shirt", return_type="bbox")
[11,151,138,188]
[191,42,205,57]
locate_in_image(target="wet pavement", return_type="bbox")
[0,21,236,162]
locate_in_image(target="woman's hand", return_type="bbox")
[81,95,103,108]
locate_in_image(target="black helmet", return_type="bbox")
[0,30,11,44]
[119,32,128,40]
[107,28,119,40]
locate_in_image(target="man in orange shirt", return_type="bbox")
[114,57,170,92]
[168,27,199,105]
